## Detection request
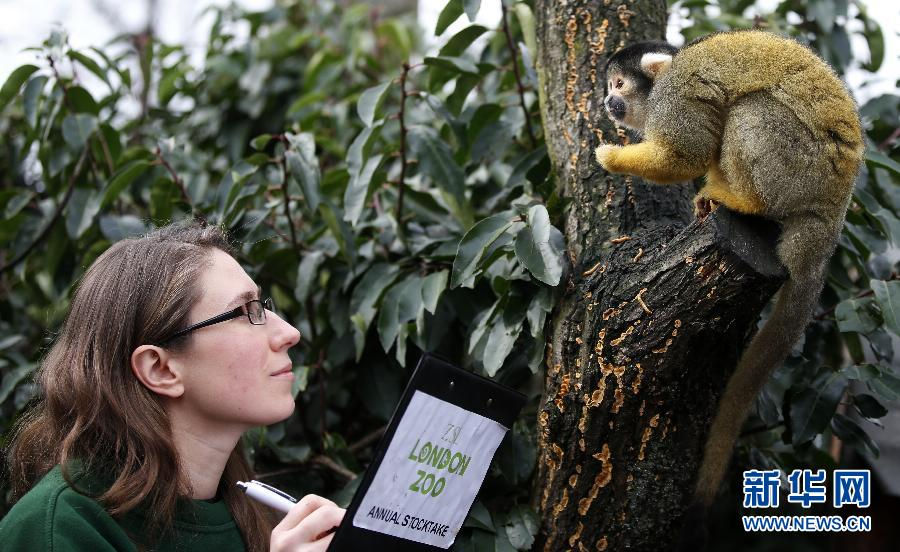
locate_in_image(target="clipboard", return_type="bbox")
[327,354,527,551]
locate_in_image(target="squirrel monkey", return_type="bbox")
[596,31,864,515]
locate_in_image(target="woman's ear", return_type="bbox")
[131,345,185,398]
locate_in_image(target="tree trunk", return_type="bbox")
[532,1,785,549]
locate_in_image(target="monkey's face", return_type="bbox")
[603,70,652,131]
[602,43,676,132]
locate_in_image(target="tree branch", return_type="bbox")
[0,149,89,275]
[396,62,411,227]
[501,2,537,148]
[153,147,205,223]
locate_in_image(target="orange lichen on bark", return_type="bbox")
[556,373,571,412]
[564,14,578,119]
[583,261,604,276]
[602,307,617,320]
[579,444,612,516]
[612,388,625,413]
[610,325,634,346]
[617,4,634,27]
[638,416,660,461]
[552,488,570,516]
[635,287,652,314]
[631,363,643,394]
[569,521,584,547]
[596,536,608,551]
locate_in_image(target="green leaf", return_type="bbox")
[871,279,900,336]
[68,85,99,114]
[861,20,884,72]
[503,505,538,550]
[0,64,39,113]
[357,82,391,127]
[514,3,538,63]
[408,126,465,205]
[834,297,878,334]
[451,214,513,288]
[150,177,174,223]
[869,370,900,401]
[102,160,151,208]
[526,287,553,338]
[65,187,102,239]
[4,191,34,219]
[158,66,181,105]
[0,364,36,405]
[23,75,48,128]
[251,134,272,150]
[463,501,495,532]
[317,201,356,266]
[344,154,383,227]
[99,214,149,241]
[866,150,900,175]
[483,295,528,376]
[852,393,888,419]
[790,370,847,446]
[0,335,25,351]
[61,113,98,149]
[291,365,310,397]
[508,146,547,189]
[376,19,413,59]
[831,412,879,458]
[295,250,326,303]
[436,0,463,35]
[513,204,565,286]
[421,270,448,314]
[285,133,321,212]
[351,263,401,330]
[424,55,479,75]
[439,25,488,57]
[68,50,110,86]
[809,0,835,32]
[463,0,481,22]
[377,279,405,352]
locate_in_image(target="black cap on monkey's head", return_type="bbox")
[603,41,679,130]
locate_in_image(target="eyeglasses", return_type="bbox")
[158,298,274,345]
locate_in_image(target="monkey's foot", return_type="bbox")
[694,196,717,219]
[594,144,622,172]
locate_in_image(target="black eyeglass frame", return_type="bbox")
[158,297,274,345]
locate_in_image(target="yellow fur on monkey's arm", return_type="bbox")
[595,141,704,184]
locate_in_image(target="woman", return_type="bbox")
[0,223,343,551]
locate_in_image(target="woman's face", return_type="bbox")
[173,248,301,432]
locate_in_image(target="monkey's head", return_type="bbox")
[603,41,678,131]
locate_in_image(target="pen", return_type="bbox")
[236,480,298,513]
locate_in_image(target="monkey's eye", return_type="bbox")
[614,78,624,89]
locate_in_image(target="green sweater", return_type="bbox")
[0,464,247,551]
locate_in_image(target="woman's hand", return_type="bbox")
[270,494,345,552]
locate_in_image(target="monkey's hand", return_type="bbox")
[594,144,622,173]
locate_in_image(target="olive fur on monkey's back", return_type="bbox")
[664,31,862,142]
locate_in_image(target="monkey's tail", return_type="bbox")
[692,214,836,507]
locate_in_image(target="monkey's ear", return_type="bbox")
[640,52,673,79]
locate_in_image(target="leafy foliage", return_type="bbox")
[0,2,553,546]
[0,1,897,549]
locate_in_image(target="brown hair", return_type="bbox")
[6,222,276,551]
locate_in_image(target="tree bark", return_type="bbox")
[533,1,785,549]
